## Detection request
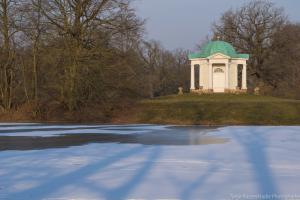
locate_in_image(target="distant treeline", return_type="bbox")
[0,0,299,121]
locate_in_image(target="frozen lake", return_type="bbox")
[0,124,300,200]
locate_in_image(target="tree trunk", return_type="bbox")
[32,42,38,103]
[0,0,13,110]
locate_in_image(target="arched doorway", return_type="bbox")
[213,65,225,93]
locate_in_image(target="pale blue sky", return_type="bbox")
[134,0,300,50]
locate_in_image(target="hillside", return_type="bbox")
[117,94,300,125]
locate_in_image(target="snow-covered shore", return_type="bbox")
[0,124,300,200]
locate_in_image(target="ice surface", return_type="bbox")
[0,124,300,200]
[0,124,170,137]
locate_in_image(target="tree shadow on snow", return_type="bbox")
[179,164,219,200]
[175,128,281,199]
[8,145,161,200]
[234,129,280,196]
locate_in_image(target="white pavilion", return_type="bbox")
[188,40,249,93]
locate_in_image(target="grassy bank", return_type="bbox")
[2,94,300,125]
[124,94,300,125]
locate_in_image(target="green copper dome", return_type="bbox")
[189,41,249,59]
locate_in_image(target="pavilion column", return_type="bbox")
[242,62,247,90]
[234,64,238,89]
[199,65,203,88]
[190,64,195,90]
[229,62,237,89]
[208,62,213,89]
[225,61,229,89]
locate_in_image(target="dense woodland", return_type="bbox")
[0,0,299,121]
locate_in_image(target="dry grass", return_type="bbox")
[125,94,300,125]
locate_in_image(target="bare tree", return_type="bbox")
[19,0,46,105]
[138,40,163,98]
[213,0,286,87]
[0,0,19,110]
[34,0,142,110]
[263,23,300,97]
[138,41,190,97]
